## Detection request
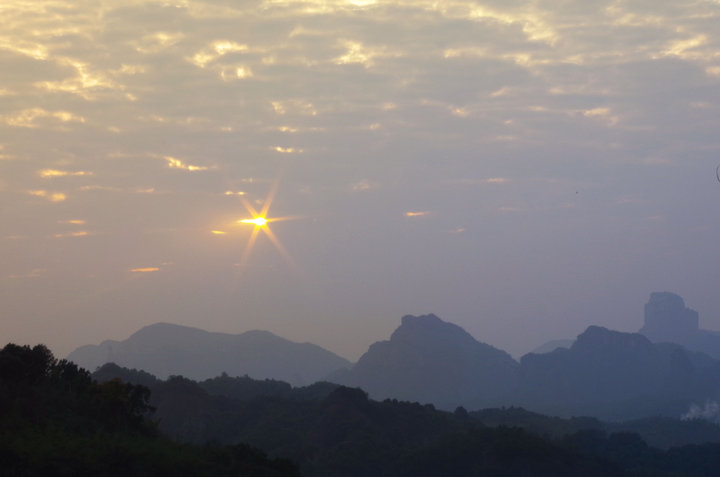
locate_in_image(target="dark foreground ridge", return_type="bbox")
[91,360,720,476]
[7,343,720,476]
[0,343,300,477]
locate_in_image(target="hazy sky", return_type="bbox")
[2,0,720,361]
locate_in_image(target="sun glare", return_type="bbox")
[240,217,267,226]
[229,179,303,272]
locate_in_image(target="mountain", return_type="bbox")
[332,314,519,410]
[514,326,720,420]
[331,313,720,421]
[639,292,720,359]
[67,322,351,386]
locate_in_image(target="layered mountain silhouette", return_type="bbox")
[333,314,720,420]
[639,292,720,360]
[66,322,351,386]
[514,326,720,420]
[67,298,720,420]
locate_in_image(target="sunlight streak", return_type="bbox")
[232,179,303,272]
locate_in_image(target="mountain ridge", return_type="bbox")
[67,322,351,386]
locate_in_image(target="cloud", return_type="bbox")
[7,268,47,279]
[34,59,126,100]
[352,180,378,192]
[271,100,317,116]
[0,144,14,161]
[134,32,185,54]
[334,40,399,67]
[273,146,303,154]
[78,185,122,192]
[163,156,211,171]
[2,108,85,128]
[189,41,249,68]
[39,169,93,178]
[51,231,90,239]
[452,178,510,185]
[27,190,67,202]
[706,66,720,77]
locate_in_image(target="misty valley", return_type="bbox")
[4,292,720,476]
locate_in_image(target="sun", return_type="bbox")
[240,217,267,226]
[234,180,300,270]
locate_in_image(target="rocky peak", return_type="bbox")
[640,292,699,344]
[391,314,479,349]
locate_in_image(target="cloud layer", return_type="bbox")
[2,0,720,359]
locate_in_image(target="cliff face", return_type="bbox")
[640,292,699,344]
[638,292,720,360]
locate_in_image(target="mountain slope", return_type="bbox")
[514,326,720,419]
[67,322,351,386]
[333,314,519,410]
[332,315,720,420]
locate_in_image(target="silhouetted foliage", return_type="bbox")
[201,373,293,400]
[472,406,720,450]
[93,362,160,388]
[0,344,300,476]
[88,360,720,476]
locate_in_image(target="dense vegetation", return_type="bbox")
[0,344,299,476]
[472,407,720,449]
[95,362,720,476]
[6,344,720,476]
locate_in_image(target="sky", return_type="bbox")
[2,0,720,362]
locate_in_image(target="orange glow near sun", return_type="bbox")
[234,180,301,271]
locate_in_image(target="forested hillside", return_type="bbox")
[5,342,720,476]
[0,344,299,476]
[93,361,720,476]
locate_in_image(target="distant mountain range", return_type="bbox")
[334,314,720,420]
[66,322,351,386]
[67,292,720,420]
[513,326,720,420]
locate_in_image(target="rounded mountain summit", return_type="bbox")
[67,322,351,386]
